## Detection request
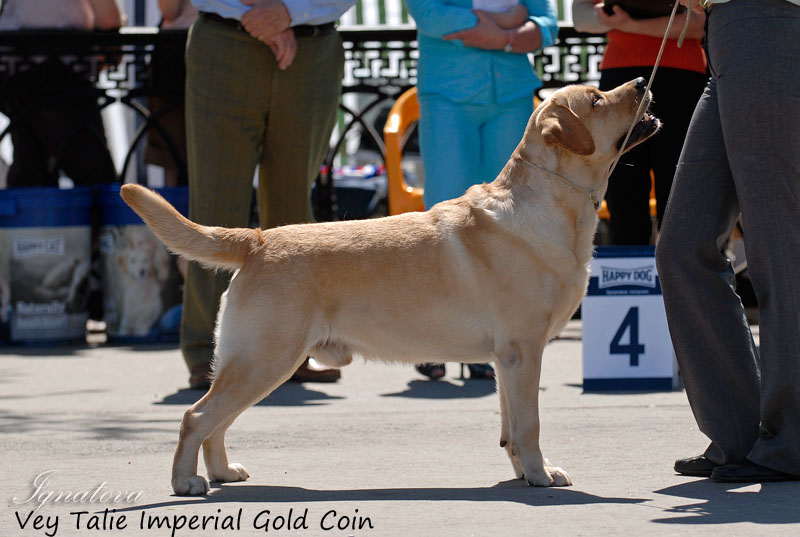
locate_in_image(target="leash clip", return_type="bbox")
[590,191,600,211]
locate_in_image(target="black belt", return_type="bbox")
[200,11,335,38]
[294,22,335,38]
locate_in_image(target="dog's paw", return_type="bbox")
[525,466,572,487]
[545,466,573,487]
[209,463,250,483]
[172,474,210,496]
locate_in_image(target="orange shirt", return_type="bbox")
[601,30,707,74]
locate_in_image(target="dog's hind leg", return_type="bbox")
[202,412,250,484]
[200,367,264,486]
[172,354,304,495]
[495,340,572,487]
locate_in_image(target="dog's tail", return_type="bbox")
[120,184,260,271]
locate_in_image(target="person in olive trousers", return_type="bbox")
[182,0,355,389]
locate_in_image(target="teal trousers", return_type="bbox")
[417,93,533,208]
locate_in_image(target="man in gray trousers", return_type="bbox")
[656,0,800,482]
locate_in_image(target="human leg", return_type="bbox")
[417,93,481,208]
[56,95,118,185]
[707,0,800,476]
[257,30,345,383]
[479,95,533,181]
[656,76,760,467]
[603,145,652,245]
[181,17,270,379]
[2,64,116,187]
[600,67,653,245]
[257,30,344,229]
[3,108,55,187]
[647,68,707,230]
[415,94,484,378]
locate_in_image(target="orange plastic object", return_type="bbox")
[598,199,611,221]
[384,87,425,215]
[649,171,657,218]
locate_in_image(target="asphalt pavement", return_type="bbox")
[2,321,798,537]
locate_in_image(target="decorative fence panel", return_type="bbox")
[0,24,603,217]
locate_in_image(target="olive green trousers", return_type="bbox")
[181,14,344,368]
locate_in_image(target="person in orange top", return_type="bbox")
[572,1,707,245]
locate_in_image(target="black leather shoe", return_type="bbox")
[711,461,799,483]
[674,455,719,477]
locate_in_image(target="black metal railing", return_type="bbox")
[0,25,605,217]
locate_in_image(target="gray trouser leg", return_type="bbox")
[656,0,800,474]
[656,76,761,466]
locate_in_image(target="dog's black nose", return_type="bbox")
[634,77,647,91]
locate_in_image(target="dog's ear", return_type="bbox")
[536,101,595,156]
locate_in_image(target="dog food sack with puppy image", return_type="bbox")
[97,185,187,342]
[0,187,93,344]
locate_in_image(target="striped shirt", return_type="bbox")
[189,0,355,25]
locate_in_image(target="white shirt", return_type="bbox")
[189,0,355,25]
[472,0,518,13]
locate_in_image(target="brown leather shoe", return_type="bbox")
[290,358,341,383]
[189,362,213,390]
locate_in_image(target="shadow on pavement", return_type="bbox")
[115,479,648,512]
[0,345,91,357]
[0,410,174,437]
[0,388,107,400]
[381,379,496,400]
[0,341,179,357]
[564,383,683,395]
[155,382,344,407]
[652,479,800,525]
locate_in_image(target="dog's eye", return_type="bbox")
[591,93,602,107]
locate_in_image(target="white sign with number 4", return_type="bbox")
[581,247,679,391]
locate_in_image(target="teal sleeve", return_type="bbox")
[404,0,478,40]
[523,0,559,50]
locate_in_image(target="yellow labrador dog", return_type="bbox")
[122,78,659,495]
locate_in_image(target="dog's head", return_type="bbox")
[118,249,154,281]
[526,78,660,164]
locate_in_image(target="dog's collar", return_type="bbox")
[512,156,600,210]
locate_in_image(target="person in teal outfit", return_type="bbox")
[405,0,558,379]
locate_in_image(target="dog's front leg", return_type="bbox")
[495,340,572,487]
[495,364,524,479]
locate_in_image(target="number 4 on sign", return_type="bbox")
[610,307,645,366]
